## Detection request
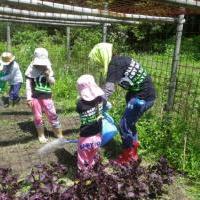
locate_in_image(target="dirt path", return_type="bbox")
[0,99,80,176]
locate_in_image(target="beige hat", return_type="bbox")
[0,52,15,65]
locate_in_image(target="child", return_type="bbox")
[89,43,156,165]
[0,52,23,106]
[76,74,106,171]
[25,47,63,143]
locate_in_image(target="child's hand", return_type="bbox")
[103,101,112,112]
[27,100,33,108]
[44,69,50,77]
[106,101,112,110]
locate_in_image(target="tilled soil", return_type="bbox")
[0,99,80,177]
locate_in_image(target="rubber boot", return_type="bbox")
[52,127,63,138]
[37,127,48,143]
[114,148,133,165]
[3,96,9,107]
[130,141,140,161]
[12,97,21,106]
[0,97,4,107]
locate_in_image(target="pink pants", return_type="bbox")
[77,134,101,171]
[32,98,60,128]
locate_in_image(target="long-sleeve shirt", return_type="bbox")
[76,96,107,137]
[0,61,23,85]
[103,55,156,101]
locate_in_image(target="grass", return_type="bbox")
[175,177,200,200]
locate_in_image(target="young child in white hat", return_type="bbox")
[76,74,107,171]
[0,52,23,106]
[25,48,62,143]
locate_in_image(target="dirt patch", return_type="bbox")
[0,99,80,176]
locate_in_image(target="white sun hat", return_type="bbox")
[32,48,50,66]
[25,47,53,78]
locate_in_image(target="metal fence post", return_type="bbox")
[6,22,11,52]
[66,26,71,62]
[99,3,109,86]
[165,14,185,111]
[102,2,108,43]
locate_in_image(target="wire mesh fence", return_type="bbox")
[175,15,199,132]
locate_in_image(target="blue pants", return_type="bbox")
[9,83,22,101]
[119,97,154,148]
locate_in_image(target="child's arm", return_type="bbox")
[44,69,55,84]
[0,64,18,82]
[26,78,32,100]
[26,78,33,107]
[103,82,115,100]
[76,99,82,114]
[47,76,55,84]
[102,96,112,112]
[102,65,116,99]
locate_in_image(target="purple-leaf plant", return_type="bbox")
[0,168,20,200]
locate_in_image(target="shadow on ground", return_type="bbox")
[0,111,32,116]
[102,138,122,159]
[55,148,77,179]
[0,121,36,146]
